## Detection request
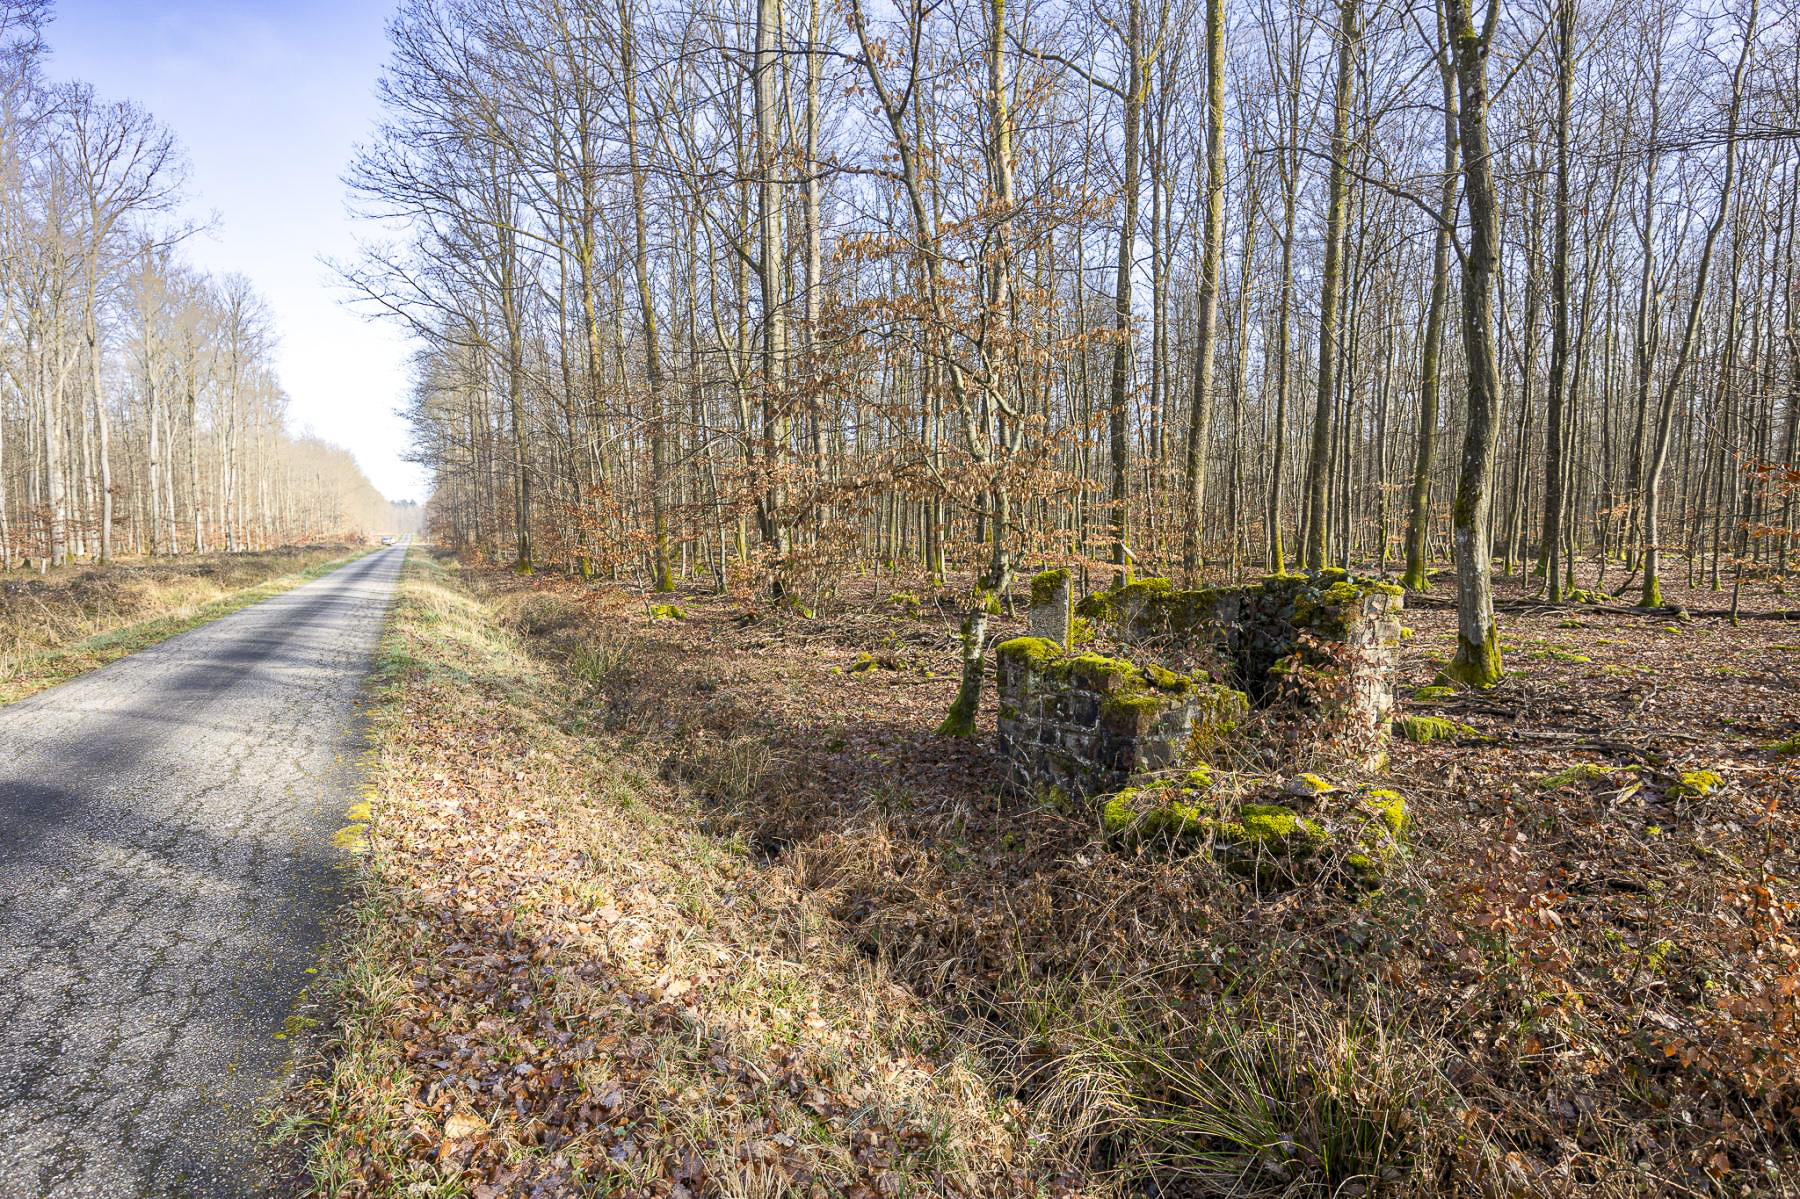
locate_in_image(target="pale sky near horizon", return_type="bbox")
[46,0,426,504]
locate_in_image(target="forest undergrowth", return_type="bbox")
[295,550,1800,1198]
[0,543,370,705]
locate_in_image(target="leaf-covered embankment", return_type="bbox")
[293,553,1048,1198]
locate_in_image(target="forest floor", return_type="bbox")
[0,543,371,705]
[292,551,1800,1198]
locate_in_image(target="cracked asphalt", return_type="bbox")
[0,545,407,1198]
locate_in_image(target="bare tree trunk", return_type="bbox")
[1181,0,1225,581]
[755,0,789,586]
[619,0,672,592]
[85,297,112,562]
[1642,0,1755,607]
[1303,0,1358,570]
[1106,0,1145,583]
[1541,0,1575,600]
[47,305,68,565]
[1267,11,1303,575]
[1403,14,1458,593]
[187,382,203,553]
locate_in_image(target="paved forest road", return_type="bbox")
[0,546,407,1198]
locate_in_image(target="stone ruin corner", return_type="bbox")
[995,567,1405,803]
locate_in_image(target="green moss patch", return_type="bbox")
[995,636,1064,672]
[1001,638,1202,704]
[1029,568,1071,607]
[332,823,370,854]
[1667,770,1722,799]
[1394,715,1474,744]
[1100,767,1217,843]
[1226,804,1332,855]
[1358,789,1409,837]
[1103,774,1409,887]
[1536,763,1625,790]
[1064,652,1160,693]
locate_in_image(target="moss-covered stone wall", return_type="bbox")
[998,569,1402,793]
[994,637,1249,799]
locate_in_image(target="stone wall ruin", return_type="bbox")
[994,634,1249,800]
[995,568,1404,802]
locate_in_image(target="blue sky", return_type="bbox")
[47,0,424,503]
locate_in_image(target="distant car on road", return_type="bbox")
[380,535,396,545]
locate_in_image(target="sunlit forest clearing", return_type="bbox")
[3,0,1800,1192]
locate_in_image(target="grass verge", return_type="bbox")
[284,553,1046,1198]
[0,545,374,706]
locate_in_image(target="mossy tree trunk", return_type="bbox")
[1442,0,1502,687]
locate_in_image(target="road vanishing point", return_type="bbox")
[0,546,407,1198]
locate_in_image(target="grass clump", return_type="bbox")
[567,638,630,685]
[502,589,583,635]
[1023,980,1435,1195]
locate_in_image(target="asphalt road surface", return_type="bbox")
[0,546,407,1198]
